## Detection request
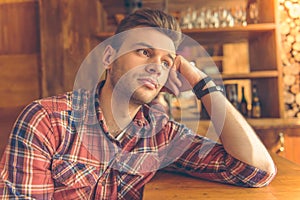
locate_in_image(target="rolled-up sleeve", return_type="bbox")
[165,134,277,188]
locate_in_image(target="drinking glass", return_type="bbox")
[249,3,259,23]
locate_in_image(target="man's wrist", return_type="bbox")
[192,76,224,99]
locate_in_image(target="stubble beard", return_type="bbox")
[109,72,156,107]
[109,66,161,107]
[131,87,157,105]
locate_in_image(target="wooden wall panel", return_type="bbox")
[284,128,300,165]
[39,0,102,97]
[0,105,25,156]
[0,0,39,54]
[257,127,300,165]
[0,0,41,107]
[0,54,40,107]
[38,0,64,97]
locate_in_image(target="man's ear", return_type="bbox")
[103,45,116,69]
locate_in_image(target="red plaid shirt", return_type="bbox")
[0,83,275,199]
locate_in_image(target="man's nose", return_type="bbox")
[145,61,162,75]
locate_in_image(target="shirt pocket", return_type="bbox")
[51,159,98,189]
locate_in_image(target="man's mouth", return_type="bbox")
[138,78,158,90]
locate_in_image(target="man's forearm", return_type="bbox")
[200,90,276,174]
[174,56,276,174]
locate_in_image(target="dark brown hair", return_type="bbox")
[116,8,181,33]
[112,8,182,48]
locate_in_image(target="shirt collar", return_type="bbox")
[94,81,149,129]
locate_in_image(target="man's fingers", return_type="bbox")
[167,79,180,96]
[169,69,182,88]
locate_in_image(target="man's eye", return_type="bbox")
[162,61,171,69]
[137,49,150,57]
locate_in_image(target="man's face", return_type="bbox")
[107,28,176,105]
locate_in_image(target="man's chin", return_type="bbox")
[131,88,159,103]
[131,98,152,106]
[131,94,157,106]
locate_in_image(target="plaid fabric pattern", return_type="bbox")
[0,83,276,199]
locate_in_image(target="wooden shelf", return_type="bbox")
[220,70,279,80]
[182,118,300,132]
[182,23,276,33]
[93,23,276,44]
[182,23,276,44]
[247,118,300,131]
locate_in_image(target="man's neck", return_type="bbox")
[99,82,141,137]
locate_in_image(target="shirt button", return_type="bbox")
[137,120,142,126]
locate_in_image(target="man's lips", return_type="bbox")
[138,78,158,90]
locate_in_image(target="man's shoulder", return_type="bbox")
[33,91,73,114]
[33,89,95,114]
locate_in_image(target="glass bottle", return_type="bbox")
[239,86,248,117]
[251,85,261,118]
[246,0,259,24]
[230,87,239,110]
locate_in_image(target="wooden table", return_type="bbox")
[143,153,300,200]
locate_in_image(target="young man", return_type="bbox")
[0,8,276,199]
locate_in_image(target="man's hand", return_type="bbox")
[161,55,207,96]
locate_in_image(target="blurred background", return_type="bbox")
[0,0,300,164]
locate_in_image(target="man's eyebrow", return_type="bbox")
[131,42,153,49]
[167,53,176,62]
[132,42,175,61]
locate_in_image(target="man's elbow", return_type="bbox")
[266,161,277,176]
[250,164,277,188]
